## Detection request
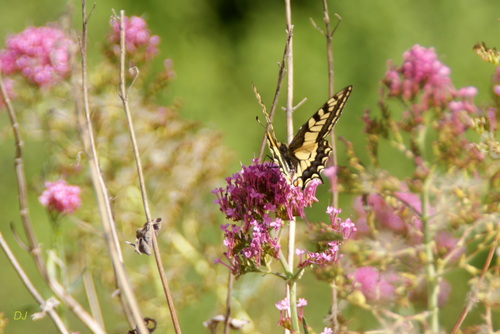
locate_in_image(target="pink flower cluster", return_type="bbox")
[0,26,71,87]
[384,44,454,109]
[382,44,480,132]
[213,161,319,276]
[296,207,356,268]
[109,16,160,61]
[39,180,81,214]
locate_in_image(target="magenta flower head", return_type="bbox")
[39,180,81,215]
[108,16,160,62]
[213,160,318,224]
[213,160,318,276]
[0,26,71,87]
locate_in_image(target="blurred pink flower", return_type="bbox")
[409,278,452,307]
[494,85,500,96]
[109,16,159,61]
[39,180,81,214]
[351,266,399,303]
[435,231,465,263]
[368,194,408,233]
[0,26,71,87]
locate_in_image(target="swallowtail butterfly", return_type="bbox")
[264,85,352,189]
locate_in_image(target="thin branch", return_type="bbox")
[117,10,182,333]
[0,72,44,278]
[283,1,299,333]
[78,2,148,333]
[314,1,343,330]
[0,233,69,334]
[222,272,233,334]
[117,12,152,225]
[450,232,499,334]
[1,70,105,334]
[83,269,104,329]
[257,28,293,162]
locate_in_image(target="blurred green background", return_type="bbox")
[1,0,499,333]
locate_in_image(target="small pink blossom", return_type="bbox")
[39,180,81,214]
[275,297,308,328]
[296,298,307,321]
[275,297,289,311]
[296,298,307,307]
[321,328,333,334]
[0,26,71,87]
[275,297,290,328]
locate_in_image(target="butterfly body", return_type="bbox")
[264,85,352,189]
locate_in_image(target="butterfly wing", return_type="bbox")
[262,107,295,184]
[288,85,352,189]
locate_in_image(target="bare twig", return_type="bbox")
[0,233,69,334]
[0,72,44,280]
[321,0,343,207]
[116,10,182,334]
[78,2,148,333]
[222,272,233,334]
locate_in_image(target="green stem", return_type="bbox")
[288,280,299,333]
[51,215,68,322]
[278,248,292,276]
